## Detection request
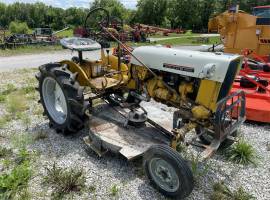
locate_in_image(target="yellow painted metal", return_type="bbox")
[127,79,136,89]
[60,60,92,87]
[179,82,193,102]
[101,48,129,82]
[146,78,158,97]
[132,64,149,81]
[155,88,171,100]
[209,10,270,56]
[195,80,221,112]
[171,122,197,149]
[192,106,211,120]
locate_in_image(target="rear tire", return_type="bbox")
[36,63,87,134]
[143,145,194,199]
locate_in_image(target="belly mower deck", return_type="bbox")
[83,104,171,160]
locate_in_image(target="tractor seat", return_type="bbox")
[60,37,101,51]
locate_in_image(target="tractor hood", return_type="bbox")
[131,46,243,83]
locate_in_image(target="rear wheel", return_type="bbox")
[36,63,87,134]
[143,145,194,199]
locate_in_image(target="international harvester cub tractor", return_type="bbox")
[36,8,246,199]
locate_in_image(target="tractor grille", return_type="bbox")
[260,38,270,44]
[256,18,270,25]
[218,58,241,101]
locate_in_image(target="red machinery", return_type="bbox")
[135,24,186,36]
[231,49,270,123]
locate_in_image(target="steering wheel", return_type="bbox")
[84,7,110,38]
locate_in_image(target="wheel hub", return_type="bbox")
[42,77,68,125]
[156,166,172,183]
[149,158,180,193]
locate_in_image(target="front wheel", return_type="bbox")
[143,145,194,199]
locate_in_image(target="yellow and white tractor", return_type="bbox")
[36,8,246,199]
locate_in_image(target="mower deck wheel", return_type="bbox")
[143,145,194,199]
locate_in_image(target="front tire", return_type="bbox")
[36,63,87,134]
[143,145,194,199]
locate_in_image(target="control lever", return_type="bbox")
[106,49,110,66]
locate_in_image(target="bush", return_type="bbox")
[9,21,30,34]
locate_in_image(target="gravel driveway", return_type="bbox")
[0,69,269,200]
[0,50,101,72]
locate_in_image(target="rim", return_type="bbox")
[149,157,180,193]
[42,77,68,125]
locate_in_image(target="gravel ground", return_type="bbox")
[0,69,270,200]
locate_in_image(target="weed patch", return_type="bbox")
[6,91,28,116]
[0,83,17,103]
[22,86,36,94]
[43,163,86,199]
[189,153,210,180]
[210,182,255,200]
[0,147,12,158]
[18,113,31,129]
[0,114,12,128]
[226,140,257,165]
[110,184,119,196]
[11,133,34,149]
[0,149,33,200]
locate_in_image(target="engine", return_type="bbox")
[130,46,243,115]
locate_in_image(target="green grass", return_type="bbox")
[0,83,17,103]
[114,36,220,48]
[210,182,255,200]
[0,147,13,158]
[0,115,12,129]
[55,29,73,38]
[0,149,33,200]
[110,184,119,196]
[0,44,63,57]
[226,140,257,165]
[149,31,199,38]
[43,163,86,199]
[11,133,34,150]
[6,91,29,118]
[155,36,220,46]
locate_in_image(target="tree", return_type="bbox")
[90,0,127,21]
[135,0,168,26]
[9,21,30,34]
